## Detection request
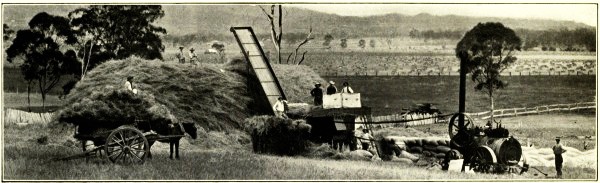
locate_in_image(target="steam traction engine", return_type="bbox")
[444,113,528,173]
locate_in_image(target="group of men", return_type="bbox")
[175,46,199,65]
[310,81,354,106]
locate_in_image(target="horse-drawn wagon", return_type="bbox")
[60,118,196,164]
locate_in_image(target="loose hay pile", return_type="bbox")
[244,115,312,155]
[523,146,597,169]
[57,89,174,135]
[224,58,326,104]
[64,57,250,132]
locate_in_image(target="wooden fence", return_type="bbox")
[465,102,596,120]
[370,101,595,127]
[4,108,54,125]
[371,113,442,128]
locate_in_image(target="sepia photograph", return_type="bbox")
[1,1,597,181]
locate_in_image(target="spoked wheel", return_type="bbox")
[448,113,475,139]
[469,146,497,173]
[448,113,475,148]
[105,126,149,164]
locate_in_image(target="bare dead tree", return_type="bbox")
[286,26,314,65]
[259,5,283,64]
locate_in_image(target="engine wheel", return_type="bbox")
[469,146,497,173]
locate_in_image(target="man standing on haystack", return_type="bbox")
[553,137,567,178]
[310,83,323,106]
[124,76,138,94]
[176,46,185,63]
[189,48,198,67]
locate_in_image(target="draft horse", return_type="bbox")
[147,122,198,159]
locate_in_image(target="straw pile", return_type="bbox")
[244,115,312,155]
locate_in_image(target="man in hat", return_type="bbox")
[310,82,323,106]
[340,81,354,93]
[552,137,567,178]
[189,48,198,66]
[326,81,337,95]
[176,46,185,63]
[272,97,287,118]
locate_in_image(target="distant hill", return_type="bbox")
[2,4,594,37]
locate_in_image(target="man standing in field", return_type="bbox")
[553,137,567,178]
[310,83,323,106]
[176,46,185,63]
[326,81,337,95]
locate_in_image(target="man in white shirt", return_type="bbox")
[124,76,138,94]
[272,97,287,118]
[341,81,354,93]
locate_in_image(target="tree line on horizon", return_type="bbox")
[163,27,596,52]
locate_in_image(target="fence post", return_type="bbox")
[514,108,517,117]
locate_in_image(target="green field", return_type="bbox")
[324,75,596,115]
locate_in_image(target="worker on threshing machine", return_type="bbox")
[326,81,337,95]
[310,83,323,106]
[340,81,354,93]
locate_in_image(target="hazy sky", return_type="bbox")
[289,4,597,27]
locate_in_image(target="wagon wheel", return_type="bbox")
[469,146,497,173]
[448,113,475,148]
[105,126,149,164]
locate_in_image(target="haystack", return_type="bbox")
[244,115,312,155]
[62,57,250,132]
[59,56,326,147]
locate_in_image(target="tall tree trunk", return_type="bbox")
[277,5,282,64]
[27,81,32,112]
[39,79,46,111]
[490,94,495,126]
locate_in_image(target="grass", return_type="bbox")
[3,92,63,110]
[4,122,595,180]
[324,75,596,115]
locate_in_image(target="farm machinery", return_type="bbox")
[443,113,529,174]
